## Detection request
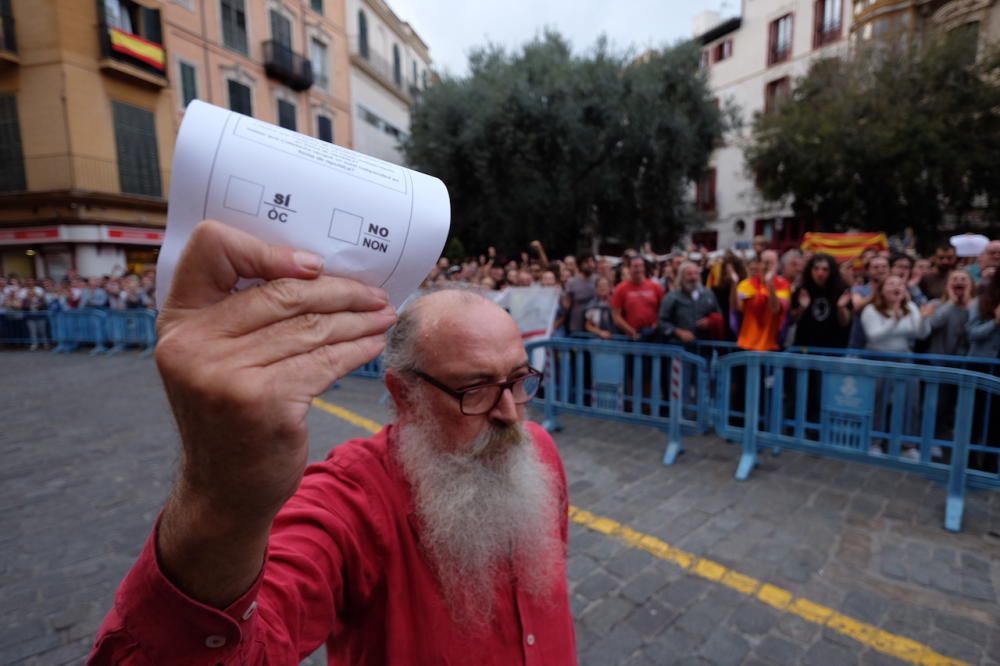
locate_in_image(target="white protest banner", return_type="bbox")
[504,286,561,369]
[157,101,450,307]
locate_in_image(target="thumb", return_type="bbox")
[163,220,324,310]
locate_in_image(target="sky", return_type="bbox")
[385,0,733,77]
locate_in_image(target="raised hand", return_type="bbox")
[155,221,396,606]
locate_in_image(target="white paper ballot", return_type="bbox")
[157,100,450,307]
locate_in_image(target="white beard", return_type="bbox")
[394,407,562,627]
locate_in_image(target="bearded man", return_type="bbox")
[658,262,720,345]
[88,221,576,665]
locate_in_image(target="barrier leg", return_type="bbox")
[736,361,761,480]
[542,354,562,432]
[663,359,683,465]
[944,385,974,532]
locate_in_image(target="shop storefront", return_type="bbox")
[0,225,163,280]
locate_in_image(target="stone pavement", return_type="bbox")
[1,350,999,665]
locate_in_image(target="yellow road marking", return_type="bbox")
[311,396,972,666]
[311,397,385,435]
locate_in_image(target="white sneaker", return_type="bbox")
[902,448,920,462]
[931,446,943,459]
[868,444,885,457]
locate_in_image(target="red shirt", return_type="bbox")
[88,422,576,666]
[611,279,665,331]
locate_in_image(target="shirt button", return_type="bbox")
[205,635,227,648]
[526,634,536,646]
[241,601,258,621]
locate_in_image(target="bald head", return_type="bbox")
[384,289,523,378]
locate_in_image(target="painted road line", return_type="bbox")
[311,396,971,666]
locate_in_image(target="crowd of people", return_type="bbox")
[0,270,156,350]
[423,233,1000,464]
[422,234,1000,361]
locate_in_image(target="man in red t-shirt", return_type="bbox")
[612,256,665,341]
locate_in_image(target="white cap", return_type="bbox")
[950,233,990,257]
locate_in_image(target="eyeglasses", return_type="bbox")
[413,368,543,415]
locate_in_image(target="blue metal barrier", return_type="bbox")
[107,309,158,356]
[0,311,53,347]
[351,356,384,379]
[713,351,1000,532]
[528,337,709,466]
[51,309,110,354]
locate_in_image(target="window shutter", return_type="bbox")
[140,7,162,44]
[180,63,197,106]
[0,94,26,192]
[112,101,162,197]
[317,115,333,143]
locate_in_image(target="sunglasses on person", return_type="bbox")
[413,368,543,415]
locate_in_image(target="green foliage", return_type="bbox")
[403,32,725,257]
[444,236,465,264]
[745,34,1000,242]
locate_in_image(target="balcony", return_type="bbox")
[0,2,18,66]
[263,40,314,92]
[348,36,413,105]
[96,1,167,87]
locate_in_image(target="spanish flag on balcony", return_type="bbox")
[109,27,165,71]
[800,232,888,260]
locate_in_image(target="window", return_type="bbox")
[112,101,161,197]
[317,114,333,143]
[277,99,296,131]
[764,77,791,113]
[179,61,197,106]
[695,169,716,213]
[411,59,417,84]
[712,38,733,63]
[227,79,252,116]
[221,0,247,55]
[768,14,793,65]
[422,69,428,88]
[950,21,980,65]
[358,10,368,59]
[0,94,25,192]
[700,49,710,68]
[270,9,291,48]
[311,38,329,90]
[813,0,843,47]
[310,0,323,14]
[392,44,401,87]
[691,230,719,251]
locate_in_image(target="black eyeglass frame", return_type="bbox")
[412,367,544,415]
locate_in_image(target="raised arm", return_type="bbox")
[89,221,395,663]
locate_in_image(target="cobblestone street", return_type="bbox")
[2,351,999,665]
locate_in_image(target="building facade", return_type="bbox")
[691,0,854,252]
[345,0,430,164]
[693,0,998,252]
[0,0,352,281]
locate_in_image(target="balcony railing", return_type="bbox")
[767,43,791,66]
[814,20,843,48]
[348,36,412,101]
[262,40,314,91]
[0,154,169,199]
[0,4,17,56]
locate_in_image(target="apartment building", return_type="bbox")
[345,0,431,164]
[0,0,352,280]
[693,0,997,252]
[691,0,854,252]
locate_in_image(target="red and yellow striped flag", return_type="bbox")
[800,232,888,260]
[109,28,165,71]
